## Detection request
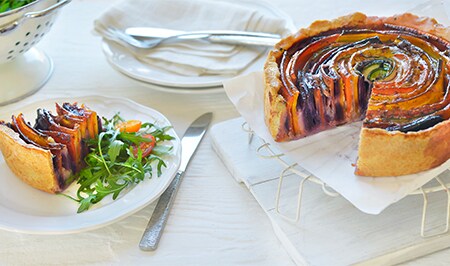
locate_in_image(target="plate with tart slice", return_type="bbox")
[0,95,181,234]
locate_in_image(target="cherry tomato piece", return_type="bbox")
[132,134,156,158]
[115,120,142,133]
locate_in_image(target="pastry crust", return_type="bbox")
[263,12,450,176]
[0,125,59,193]
[356,119,450,176]
[264,56,293,141]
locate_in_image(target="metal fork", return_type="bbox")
[97,24,148,49]
[98,25,280,50]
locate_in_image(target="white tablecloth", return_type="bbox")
[0,0,448,265]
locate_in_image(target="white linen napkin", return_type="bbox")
[95,0,291,76]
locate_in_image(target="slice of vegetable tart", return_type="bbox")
[0,103,100,193]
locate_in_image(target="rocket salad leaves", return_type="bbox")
[62,114,174,213]
[0,0,35,13]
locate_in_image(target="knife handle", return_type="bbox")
[208,35,280,47]
[139,170,184,251]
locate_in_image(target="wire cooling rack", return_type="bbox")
[241,122,450,238]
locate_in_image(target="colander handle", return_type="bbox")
[0,0,71,35]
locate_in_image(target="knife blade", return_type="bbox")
[125,27,281,47]
[139,112,213,251]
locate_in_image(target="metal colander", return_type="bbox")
[0,0,70,64]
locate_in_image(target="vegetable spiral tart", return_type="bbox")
[264,13,450,176]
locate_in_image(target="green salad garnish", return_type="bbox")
[62,114,175,213]
[0,0,36,13]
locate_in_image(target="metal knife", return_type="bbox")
[139,112,213,251]
[125,27,281,47]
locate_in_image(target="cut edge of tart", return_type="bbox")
[0,125,60,193]
[264,12,450,176]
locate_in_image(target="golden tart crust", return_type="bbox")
[0,125,60,193]
[356,121,450,176]
[264,12,450,176]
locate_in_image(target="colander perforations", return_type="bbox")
[3,16,56,62]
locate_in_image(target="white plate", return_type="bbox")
[101,0,296,91]
[117,62,226,95]
[0,95,181,234]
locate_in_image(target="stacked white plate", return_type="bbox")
[101,0,296,94]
